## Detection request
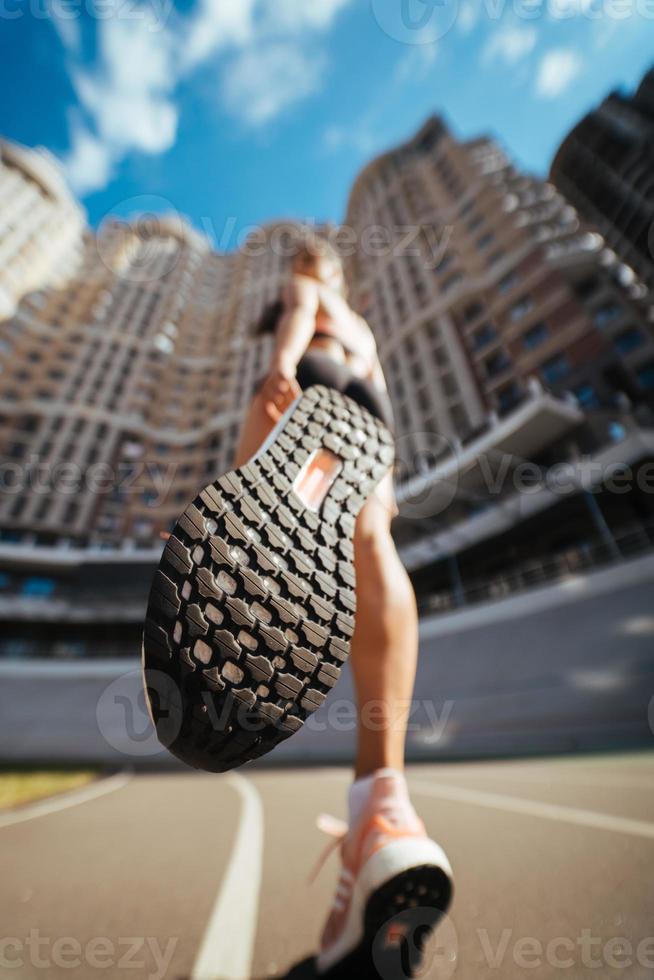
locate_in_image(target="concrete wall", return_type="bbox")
[1,554,653,768]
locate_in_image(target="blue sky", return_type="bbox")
[1,0,652,245]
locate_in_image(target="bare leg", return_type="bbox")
[349,475,418,779]
[234,390,277,467]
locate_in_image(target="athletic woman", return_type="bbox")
[143,236,452,975]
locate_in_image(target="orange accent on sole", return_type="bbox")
[293,448,342,511]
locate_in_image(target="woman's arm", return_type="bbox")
[260,276,317,421]
[271,276,318,376]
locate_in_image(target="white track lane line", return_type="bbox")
[442,769,654,792]
[191,774,264,980]
[0,771,131,829]
[411,780,654,840]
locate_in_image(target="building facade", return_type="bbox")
[550,66,654,310]
[0,127,653,657]
[343,117,654,601]
[0,140,85,320]
[0,160,311,551]
[345,116,654,473]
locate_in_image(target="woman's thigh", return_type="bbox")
[233,389,277,467]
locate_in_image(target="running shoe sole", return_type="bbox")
[320,866,453,978]
[318,839,453,978]
[142,385,394,772]
[365,864,453,979]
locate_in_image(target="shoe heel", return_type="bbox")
[365,865,453,980]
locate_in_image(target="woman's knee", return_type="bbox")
[354,523,415,612]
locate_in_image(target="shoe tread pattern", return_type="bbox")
[142,385,394,772]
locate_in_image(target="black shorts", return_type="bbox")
[296,351,395,433]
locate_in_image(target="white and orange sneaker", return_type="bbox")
[315,769,453,977]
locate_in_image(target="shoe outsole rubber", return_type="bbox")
[142,385,394,773]
[325,865,453,979]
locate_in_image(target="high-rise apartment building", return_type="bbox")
[1,126,653,657]
[0,171,307,550]
[345,116,654,471]
[0,140,85,320]
[343,117,654,595]
[550,66,654,304]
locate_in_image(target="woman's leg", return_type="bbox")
[349,474,418,778]
[233,389,278,467]
[236,379,418,779]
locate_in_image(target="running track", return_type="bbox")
[1,754,654,979]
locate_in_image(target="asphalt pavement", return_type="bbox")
[1,752,653,979]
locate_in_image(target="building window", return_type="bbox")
[497,383,522,413]
[472,323,497,351]
[498,272,518,294]
[442,272,463,293]
[594,302,622,328]
[613,326,644,354]
[522,321,549,350]
[485,350,512,378]
[637,361,654,390]
[463,302,483,322]
[477,232,495,251]
[574,276,598,300]
[540,353,570,384]
[574,384,600,408]
[22,577,56,598]
[509,296,533,321]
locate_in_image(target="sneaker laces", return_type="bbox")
[310,793,420,885]
[309,813,348,884]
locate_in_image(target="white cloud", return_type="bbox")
[535,48,584,98]
[260,0,352,33]
[458,0,479,33]
[63,9,178,195]
[392,20,438,83]
[61,0,354,196]
[64,124,115,195]
[482,26,537,66]
[50,5,81,55]
[181,0,257,73]
[323,123,376,155]
[221,43,325,126]
[74,12,178,155]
